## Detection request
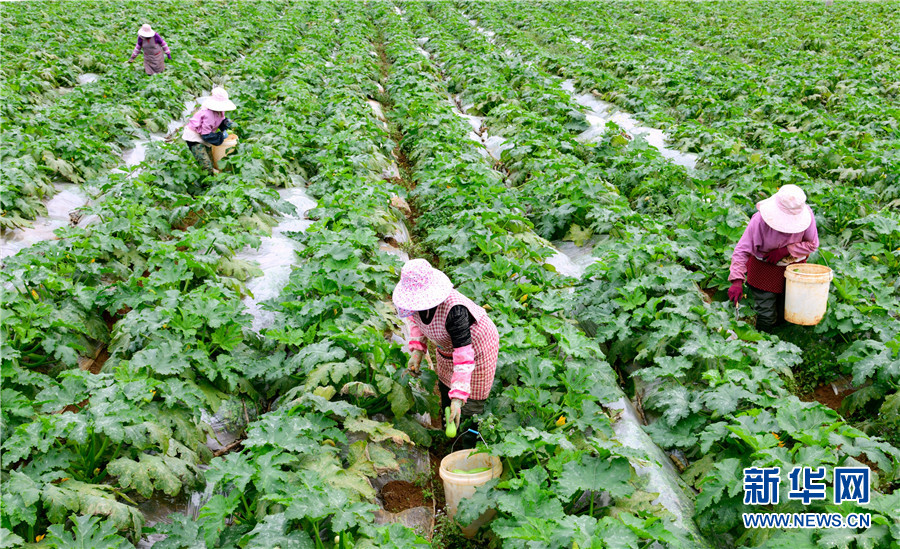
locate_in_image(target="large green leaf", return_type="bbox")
[239,513,314,549]
[43,481,143,534]
[554,455,634,499]
[45,514,132,549]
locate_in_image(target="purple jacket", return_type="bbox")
[729,209,819,282]
[129,34,171,60]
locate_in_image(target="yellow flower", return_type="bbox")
[556,416,566,427]
[31,289,39,299]
[36,534,45,542]
[90,258,95,263]
[94,467,100,475]
[519,294,528,303]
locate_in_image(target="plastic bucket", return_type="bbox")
[784,263,834,325]
[439,449,502,538]
[211,134,238,168]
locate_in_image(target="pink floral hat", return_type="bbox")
[392,259,453,312]
[757,184,812,234]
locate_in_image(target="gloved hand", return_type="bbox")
[128,58,135,63]
[167,53,172,60]
[764,247,791,264]
[407,350,424,377]
[448,398,463,429]
[728,280,743,305]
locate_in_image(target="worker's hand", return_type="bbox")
[407,350,424,377]
[167,54,172,60]
[128,58,135,63]
[448,398,463,428]
[763,247,791,264]
[727,280,743,306]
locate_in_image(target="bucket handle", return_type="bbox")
[449,428,490,456]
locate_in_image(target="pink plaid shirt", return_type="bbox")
[407,290,499,401]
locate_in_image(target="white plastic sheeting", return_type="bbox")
[464,15,698,171]
[467,19,497,44]
[137,475,214,549]
[365,98,402,180]
[569,36,592,49]
[544,239,708,543]
[447,95,513,161]
[120,132,168,168]
[0,183,89,260]
[545,239,599,279]
[606,395,706,544]
[235,186,317,332]
[560,80,698,170]
[77,73,99,84]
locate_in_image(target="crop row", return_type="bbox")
[464,1,899,193]
[0,2,279,228]
[374,4,712,546]
[2,4,432,547]
[406,2,900,546]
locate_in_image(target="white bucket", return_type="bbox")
[438,449,502,538]
[784,263,834,325]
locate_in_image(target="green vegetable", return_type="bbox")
[445,406,457,438]
[450,466,491,474]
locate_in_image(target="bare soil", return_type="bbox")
[429,452,446,514]
[381,480,430,513]
[803,382,854,412]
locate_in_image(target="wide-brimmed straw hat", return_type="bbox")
[392,259,453,312]
[138,24,156,38]
[203,87,237,112]
[757,184,812,234]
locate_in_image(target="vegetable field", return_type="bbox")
[1,1,898,548]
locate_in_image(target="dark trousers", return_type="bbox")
[439,382,485,449]
[186,141,214,173]
[748,284,784,332]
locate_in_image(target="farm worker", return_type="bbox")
[728,185,819,331]
[128,24,170,75]
[393,259,499,444]
[181,87,237,174]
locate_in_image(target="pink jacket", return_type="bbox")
[729,209,819,282]
[186,108,226,135]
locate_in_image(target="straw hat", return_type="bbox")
[138,24,156,38]
[392,259,453,312]
[203,87,237,112]
[757,184,812,234]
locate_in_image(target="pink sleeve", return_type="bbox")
[787,209,819,258]
[729,214,760,282]
[407,320,427,353]
[448,345,475,402]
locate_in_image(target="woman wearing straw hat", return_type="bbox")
[728,185,819,332]
[393,259,499,443]
[128,24,171,75]
[181,87,237,174]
